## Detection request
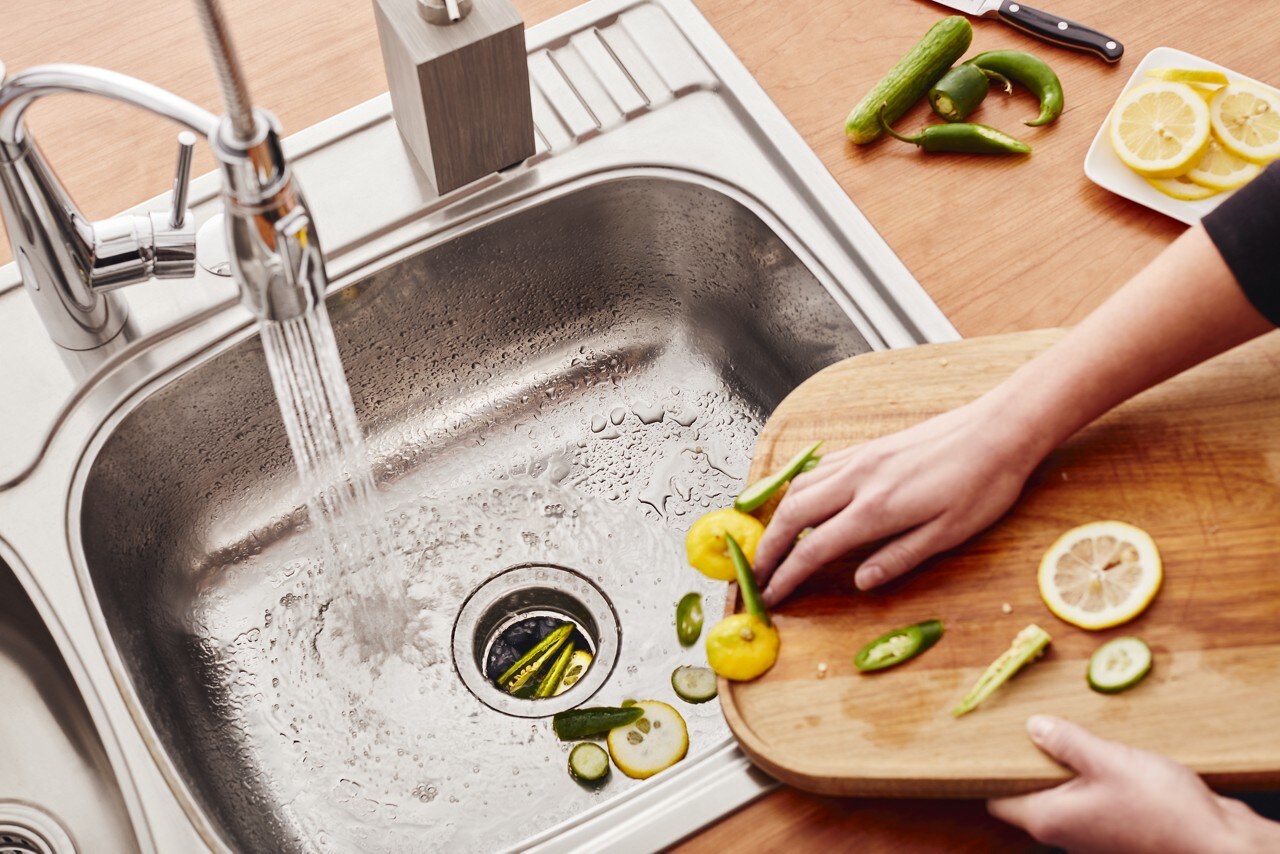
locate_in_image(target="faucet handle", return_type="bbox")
[169,131,196,229]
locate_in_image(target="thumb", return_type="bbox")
[1025,714,1116,776]
[988,715,1111,833]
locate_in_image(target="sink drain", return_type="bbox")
[0,804,75,854]
[452,564,620,717]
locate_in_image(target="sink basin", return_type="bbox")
[78,177,869,852]
[0,1,956,849]
[0,553,139,853]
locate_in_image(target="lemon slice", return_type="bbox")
[1145,68,1229,87]
[1109,82,1211,178]
[1037,521,1162,630]
[1187,136,1262,189]
[1210,83,1280,163]
[1145,175,1220,201]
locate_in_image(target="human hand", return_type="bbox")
[988,715,1279,854]
[753,397,1044,606]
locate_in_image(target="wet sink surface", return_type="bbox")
[78,177,869,851]
[0,558,139,853]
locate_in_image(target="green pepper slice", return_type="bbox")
[726,533,769,627]
[534,640,576,699]
[878,105,1031,155]
[734,440,823,513]
[854,619,944,672]
[965,50,1063,127]
[676,592,704,647]
[496,622,573,695]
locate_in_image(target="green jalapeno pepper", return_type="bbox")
[676,592,704,647]
[854,619,944,672]
[929,64,1011,122]
[964,50,1064,127]
[877,106,1030,155]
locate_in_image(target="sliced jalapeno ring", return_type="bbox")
[854,618,945,672]
[965,49,1064,127]
[676,592,704,647]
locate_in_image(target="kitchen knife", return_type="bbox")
[930,0,1123,62]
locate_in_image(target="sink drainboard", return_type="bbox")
[452,564,622,717]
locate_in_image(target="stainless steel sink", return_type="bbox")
[0,550,139,853]
[78,176,869,852]
[0,0,955,851]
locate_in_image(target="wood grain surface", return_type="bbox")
[5,0,1280,850]
[723,330,1280,796]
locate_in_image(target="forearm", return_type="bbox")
[982,224,1274,464]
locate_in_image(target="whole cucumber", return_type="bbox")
[845,16,973,144]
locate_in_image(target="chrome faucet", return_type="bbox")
[0,0,327,351]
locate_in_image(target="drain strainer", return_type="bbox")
[452,564,620,717]
[0,803,75,854]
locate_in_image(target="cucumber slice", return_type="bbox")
[1087,637,1152,694]
[606,700,689,779]
[734,440,823,512]
[552,706,643,741]
[568,742,611,783]
[671,665,718,704]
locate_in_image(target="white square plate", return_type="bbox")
[1083,46,1278,225]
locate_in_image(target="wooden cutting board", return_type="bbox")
[720,328,1280,797]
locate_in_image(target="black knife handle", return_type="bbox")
[997,1,1124,62]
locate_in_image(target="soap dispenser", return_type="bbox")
[372,0,535,194]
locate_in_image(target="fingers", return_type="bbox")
[760,499,902,607]
[1024,715,1116,777]
[853,516,953,590]
[752,471,855,579]
[987,787,1057,832]
[987,716,1107,843]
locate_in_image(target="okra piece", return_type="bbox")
[952,624,1052,717]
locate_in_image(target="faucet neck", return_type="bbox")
[0,66,218,349]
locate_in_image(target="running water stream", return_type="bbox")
[259,300,414,658]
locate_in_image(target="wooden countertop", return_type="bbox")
[6,0,1277,850]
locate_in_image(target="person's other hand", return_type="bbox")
[989,715,1279,853]
[753,398,1044,606]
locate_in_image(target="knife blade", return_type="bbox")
[930,0,1123,62]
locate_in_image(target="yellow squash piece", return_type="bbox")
[685,508,764,581]
[606,700,689,779]
[706,612,780,681]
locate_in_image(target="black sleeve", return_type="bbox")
[1202,159,1280,326]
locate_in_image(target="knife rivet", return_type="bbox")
[1057,21,1068,30]
[1106,41,1117,50]
[1009,3,1019,10]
